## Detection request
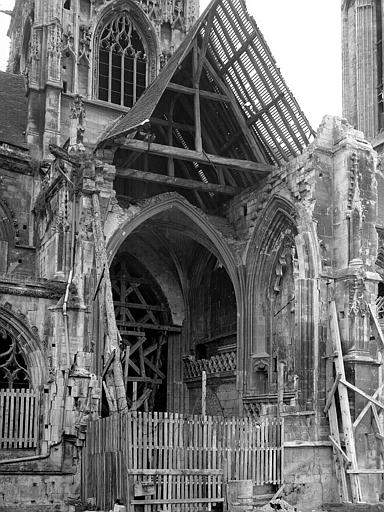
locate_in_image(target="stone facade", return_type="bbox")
[0,0,384,511]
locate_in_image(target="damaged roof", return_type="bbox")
[0,71,28,150]
[100,0,314,165]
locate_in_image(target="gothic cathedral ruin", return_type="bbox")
[1,0,384,510]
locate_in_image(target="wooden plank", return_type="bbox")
[202,371,207,417]
[369,303,384,350]
[327,393,349,500]
[119,322,181,333]
[30,391,36,447]
[328,435,352,465]
[324,373,342,414]
[193,43,203,154]
[372,405,384,440]
[102,349,116,377]
[3,390,10,448]
[347,469,384,474]
[329,300,362,502]
[166,82,231,103]
[353,383,384,428]
[340,378,384,411]
[117,139,273,174]
[0,391,4,448]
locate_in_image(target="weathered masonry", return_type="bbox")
[1,0,384,510]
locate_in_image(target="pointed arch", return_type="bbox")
[91,0,159,105]
[0,306,47,390]
[244,196,318,404]
[245,196,298,292]
[106,193,246,412]
[107,193,243,306]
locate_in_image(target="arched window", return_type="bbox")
[97,11,147,107]
[0,328,30,389]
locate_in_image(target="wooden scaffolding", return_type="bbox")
[325,297,384,503]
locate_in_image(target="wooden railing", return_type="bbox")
[0,388,39,449]
[182,349,237,379]
[82,411,283,510]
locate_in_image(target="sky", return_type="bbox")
[0,0,342,131]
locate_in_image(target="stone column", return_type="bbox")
[331,120,380,418]
[355,0,377,138]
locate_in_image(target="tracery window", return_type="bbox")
[98,12,147,107]
[0,328,30,390]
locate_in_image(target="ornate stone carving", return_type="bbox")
[47,23,62,82]
[47,23,62,56]
[347,152,360,210]
[0,278,66,300]
[252,352,270,373]
[30,29,41,61]
[69,95,86,149]
[62,24,75,58]
[79,25,92,65]
[349,278,368,316]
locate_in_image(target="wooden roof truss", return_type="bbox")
[101,0,314,211]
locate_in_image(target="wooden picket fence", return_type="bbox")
[0,388,39,448]
[82,412,284,511]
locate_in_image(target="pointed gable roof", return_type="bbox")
[99,0,314,166]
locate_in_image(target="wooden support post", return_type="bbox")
[92,192,128,413]
[132,382,138,409]
[193,43,202,153]
[277,362,284,416]
[202,371,207,417]
[329,300,362,502]
[124,346,130,393]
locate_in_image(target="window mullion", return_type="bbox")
[121,53,125,106]
[133,54,137,104]
[108,49,112,103]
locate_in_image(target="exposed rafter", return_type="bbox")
[115,139,274,174]
[116,167,240,195]
[166,82,232,103]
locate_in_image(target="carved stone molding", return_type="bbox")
[0,276,66,300]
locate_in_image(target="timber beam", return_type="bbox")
[119,322,181,333]
[150,117,195,133]
[166,82,232,103]
[116,167,241,195]
[116,139,274,174]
